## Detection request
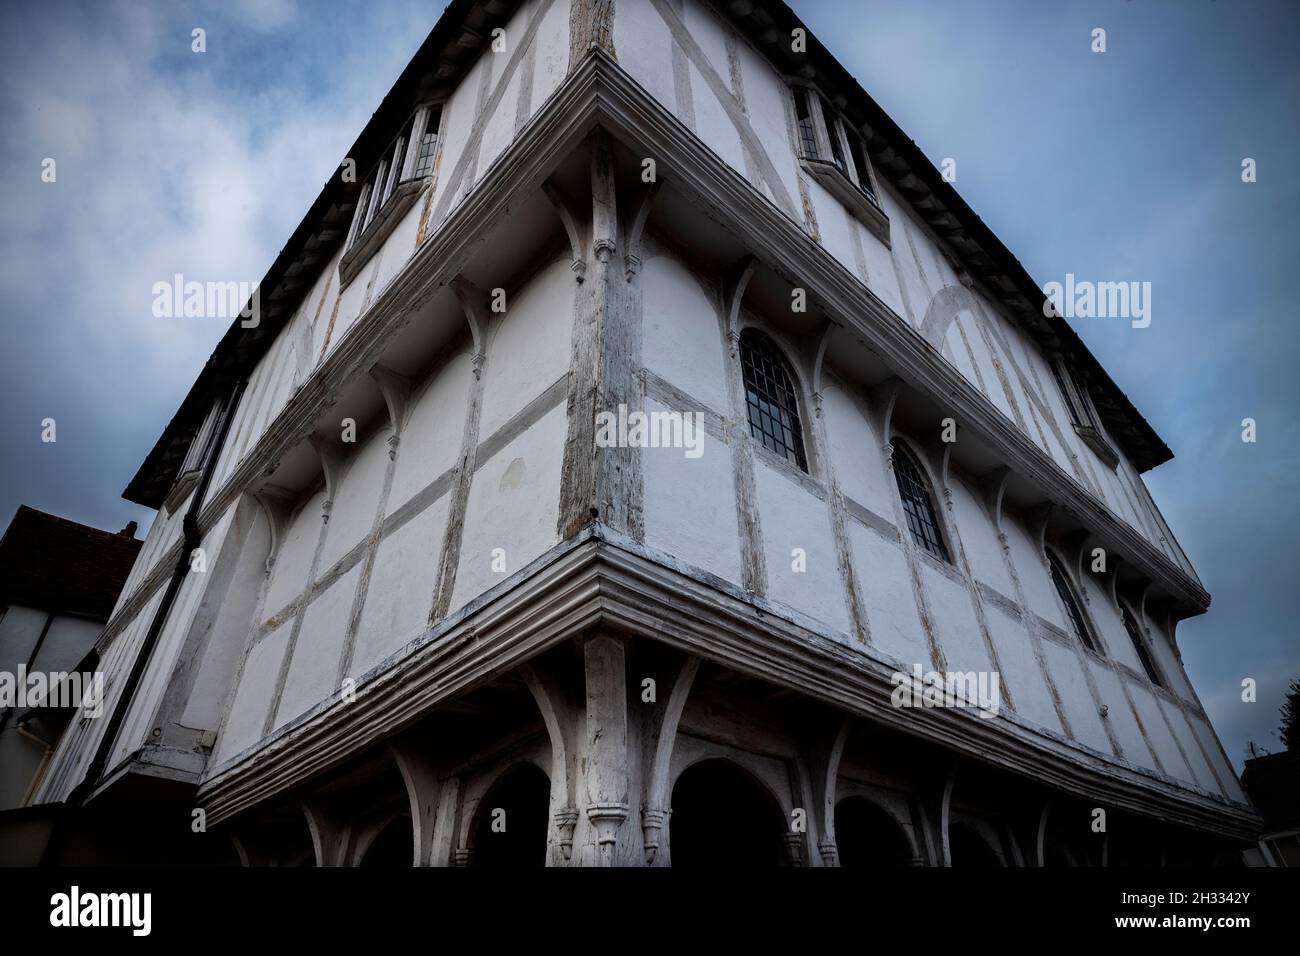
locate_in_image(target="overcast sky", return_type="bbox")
[0,0,1295,769]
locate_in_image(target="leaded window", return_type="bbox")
[413,106,441,178]
[794,89,819,159]
[1121,605,1162,686]
[893,446,950,563]
[1049,554,1096,651]
[740,330,808,472]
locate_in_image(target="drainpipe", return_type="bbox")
[41,376,247,864]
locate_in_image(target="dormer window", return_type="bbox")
[1050,358,1119,469]
[339,103,443,286]
[790,85,889,245]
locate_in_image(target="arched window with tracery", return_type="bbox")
[892,444,950,563]
[739,329,808,472]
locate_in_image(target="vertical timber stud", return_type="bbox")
[558,131,621,537]
[583,634,631,865]
[594,130,645,540]
[569,0,616,72]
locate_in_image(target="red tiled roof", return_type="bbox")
[0,506,142,620]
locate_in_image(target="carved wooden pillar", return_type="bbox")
[583,634,631,865]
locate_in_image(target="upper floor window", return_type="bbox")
[791,85,888,243]
[340,103,443,284]
[1049,358,1119,469]
[412,104,442,179]
[893,444,950,563]
[739,329,808,472]
[1120,604,1163,687]
[1047,553,1097,652]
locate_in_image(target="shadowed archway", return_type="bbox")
[834,796,913,866]
[670,759,788,867]
[470,763,550,868]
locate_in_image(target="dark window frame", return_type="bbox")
[1047,552,1098,653]
[1120,603,1163,687]
[892,443,951,563]
[739,328,809,473]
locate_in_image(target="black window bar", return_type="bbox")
[740,330,808,472]
[892,446,951,563]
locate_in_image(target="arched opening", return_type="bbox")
[892,443,951,563]
[834,796,913,866]
[470,763,550,868]
[670,759,788,867]
[360,816,413,867]
[739,328,809,472]
[949,822,1003,867]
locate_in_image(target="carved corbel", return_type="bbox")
[623,178,662,280]
[449,275,490,379]
[301,798,354,867]
[870,377,903,470]
[308,436,346,523]
[808,321,835,418]
[369,365,413,453]
[389,739,441,867]
[541,179,587,282]
[642,656,700,864]
[979,466,1011,545]
[249,484,294,572]
[808,716,851,867]
[1026,501,1056,560]
[519,659,582,863]
[590,130,618,265]
[722,256,758,358]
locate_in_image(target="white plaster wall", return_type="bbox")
[27,616,101,674]
[531,0,570,108]
[1003,518,1060,628]
[734,39,801,214]
[949,477,1013,598]
[1040,640,1111,756]
[352,496,450,677]
[848,525,927,667]
[820,381,895,521]
[641,399,742,586]
[1161,700,1221,793]
[477,259,574,440]
[681,4,746,174]
[984,606,1062,734]
[387,348,474,515]
[1089,661,1157,773]
[1128,684,1191,781]
[449,403,566,613]
[316,424,393,574]
[0,605,51,674]
[641,254,729,414]
[181,506,272,735]
[262,489,327,620]
[755,462,850,635]
[922,564,993,677]
[274,564,361,729]
[213,620,289,766]
[109,503,240,767]
[614,1,680,137]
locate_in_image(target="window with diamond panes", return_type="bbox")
[1048,554,1096,652]
[892,446,950,563]
[740,330,808,472]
